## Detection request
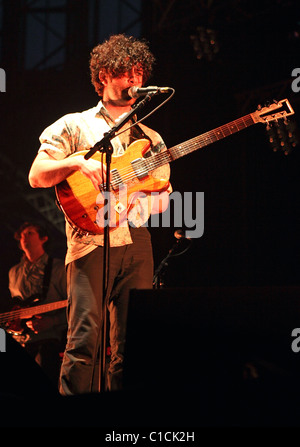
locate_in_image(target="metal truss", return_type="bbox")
[0,0,143,232]
[143,0,300,45]
[0,152,65,234]
[0,0,143,70]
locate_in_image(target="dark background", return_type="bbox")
[1,0,300,308]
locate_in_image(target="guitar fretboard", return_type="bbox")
[144,113,255,171]
[0,300,67,324]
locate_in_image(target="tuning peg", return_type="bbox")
[257,104,262,111]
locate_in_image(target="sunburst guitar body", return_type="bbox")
[55,138,170,235]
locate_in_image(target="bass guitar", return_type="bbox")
[55,99,294,235]
[0,299,67,340]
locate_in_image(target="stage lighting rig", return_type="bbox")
[266,116,300,155]
[190,26,219,61]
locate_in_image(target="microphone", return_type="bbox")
[128,85,171,98]
[174,229,191,241]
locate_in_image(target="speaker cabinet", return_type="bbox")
[124,286,300,393]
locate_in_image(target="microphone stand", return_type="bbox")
[84,92,157,392]
[153,235,192,289]
[153,250,172,289]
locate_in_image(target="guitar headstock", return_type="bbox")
[251,99,295,124]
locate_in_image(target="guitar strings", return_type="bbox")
[114,115,251,181]
[0,302,66,323]
[110,115,253,186]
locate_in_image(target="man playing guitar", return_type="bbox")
[6,222,67,385]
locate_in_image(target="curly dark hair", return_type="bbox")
[90,34,155,97]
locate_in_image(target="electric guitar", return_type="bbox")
[0,299,67,338]
[55,99,294,235]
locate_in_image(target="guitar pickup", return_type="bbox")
[111,168,123,189]
[131,158,148,180]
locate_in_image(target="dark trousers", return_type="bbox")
[59,227,153,395]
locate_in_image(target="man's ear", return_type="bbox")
[41,235,48,245]
[99,70,107,86]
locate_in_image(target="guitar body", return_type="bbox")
[5,312,27,335]
[5,317,31,345]
[4,295,43,343]
[55,138,170,235]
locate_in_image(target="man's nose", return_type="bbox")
[129,75,136,85]
[129,71,141,85]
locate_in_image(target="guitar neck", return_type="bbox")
[145,113,255,170]
[0,300,67,324]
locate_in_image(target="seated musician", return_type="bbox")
[7,221,67,386]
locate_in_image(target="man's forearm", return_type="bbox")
[28,157,79,188]
[28,151,105,191]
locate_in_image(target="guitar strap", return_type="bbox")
[131,119,165,155]
[101,110,154,153]
[131,119,154,152]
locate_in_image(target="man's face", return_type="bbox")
[101,66,144,105]
[19,226,46,253]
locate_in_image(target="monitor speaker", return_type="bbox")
[123,286,300,393]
